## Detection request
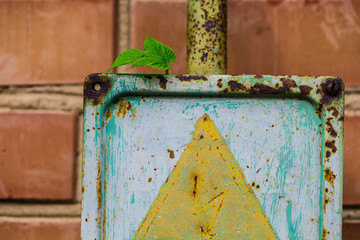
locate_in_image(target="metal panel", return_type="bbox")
[82,74,344,240]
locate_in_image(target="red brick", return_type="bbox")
[343,116,360,205]
[0,0,114,85]
[343,221,360,240]
[0,111,77,200]
[0,217,80,240]
[131,0,360,86]
[130,1,187,75]
[228,0,360,86]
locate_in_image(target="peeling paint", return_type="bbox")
[81,74,343,240]
[117,99,131,118]
[133,115,278,239]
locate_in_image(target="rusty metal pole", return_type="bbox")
[187,0,227,74]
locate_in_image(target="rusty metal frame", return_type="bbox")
[81,73,344,240]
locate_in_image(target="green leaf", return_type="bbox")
[143,36,176,65]
[131,55,170,70]
[105,49,144,73]
[104,36,176,74]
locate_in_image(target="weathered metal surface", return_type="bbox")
[187,0,227,74]
[82,74,344,240]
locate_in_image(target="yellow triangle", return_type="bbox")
[133,114,278,239]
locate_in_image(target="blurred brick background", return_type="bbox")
[1,0,360,239]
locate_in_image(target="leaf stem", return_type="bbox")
[165,70,169,74]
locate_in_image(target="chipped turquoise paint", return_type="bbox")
[286,200,296,240]
[102,98,322,239]
[82,74,344,240]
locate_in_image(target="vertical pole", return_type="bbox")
[187,0,227,74]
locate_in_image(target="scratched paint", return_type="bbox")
[82,74,344,240]
[103,97,321,239]
[134,114,278,239]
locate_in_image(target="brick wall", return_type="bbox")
[0,0,114,238]
[1,0,360,238]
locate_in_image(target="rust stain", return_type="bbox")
[325,118,337,138]
[323,195,330,214]
[102,180,107,238]
[175,75,208,81]
[117,99,132,118]
[320,78,343,105]
[148,177,152,182]
[325,140,337,154]
[217,79,223,88]
[321,227,330,240]
[324,167,336,187]
[249,77,298,94]
[158,75,168,90]
[225,77,298,95]
[96,161,102,229]
[316,104,323,119]
[105,109,111,120]
[167,149,175,159]
[299,85,313,95]
[84,74,111,105]
[327,106,339,117]
[130,107,137,120]
[227,80,246,91]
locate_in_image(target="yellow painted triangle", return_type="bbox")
[133,114,278,239]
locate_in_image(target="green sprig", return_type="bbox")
[105,36,176,74]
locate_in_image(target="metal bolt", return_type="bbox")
[93,83,101,91]
[325,79,341,97]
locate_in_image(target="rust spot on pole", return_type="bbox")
[187,0,227,74]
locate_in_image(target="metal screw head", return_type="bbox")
[325,79,341,97]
